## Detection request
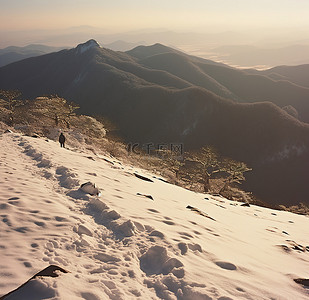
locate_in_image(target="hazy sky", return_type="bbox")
[1,0,309,32]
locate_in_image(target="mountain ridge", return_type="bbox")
[0,40,309,205]
[0,44,67,67]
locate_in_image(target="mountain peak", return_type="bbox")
[75,39,100,54]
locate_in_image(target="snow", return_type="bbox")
[0,131,309,299]
[76,40,100,55]
[266,144,307,162]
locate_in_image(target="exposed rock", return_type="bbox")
[137,193,153,200]
[0,265,68,300]
[134,173,154,182]
[186,205,216,221]
[80,182,100,196]
[294,278,309,287]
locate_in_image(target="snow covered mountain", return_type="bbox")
[75,39,101,55]
[0,130,308,299]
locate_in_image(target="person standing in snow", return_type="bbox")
[59,132,66,148]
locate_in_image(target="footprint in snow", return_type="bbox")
[149,230,165,239]
[148,208,159,213]
[8,196,20,201]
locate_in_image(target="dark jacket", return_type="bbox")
[59,133,65,143]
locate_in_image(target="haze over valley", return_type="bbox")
[3,26,309,69]
[3,0,309,68]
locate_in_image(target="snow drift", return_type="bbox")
[0,130,308,299]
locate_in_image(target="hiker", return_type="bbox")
[59,132,65,148]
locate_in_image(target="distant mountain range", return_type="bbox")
[0,42,146,67]
[0,39,309,206]
[248,64,309,88]
[0,44,67,67]
[0,41,147,68]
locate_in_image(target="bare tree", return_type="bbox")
[33,96,80,128]
[0,89,23,125]
[182,146,251,194]
[219,159,252,193]
[63,101,80,128]
[189,146,221,192]
[157,149,184,179]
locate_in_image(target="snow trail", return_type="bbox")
[0,131,309,299]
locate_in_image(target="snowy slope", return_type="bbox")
[0,131,308,300]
